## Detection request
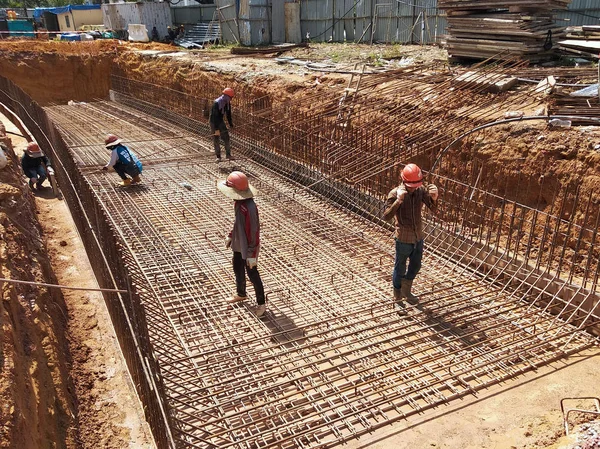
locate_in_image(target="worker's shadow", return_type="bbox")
[416,302,488,348]
[32,186,57,200]
[117,184,151,194]
[260,292,307,349]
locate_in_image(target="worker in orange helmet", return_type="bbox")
[21,142,54,190]
[102,134,143,186]
[383,163,439,309]
[217,171,266,317]
[209,87,235,162]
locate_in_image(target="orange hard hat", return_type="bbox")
[104,134,121,148]
[401,163,423,188]
[217,170,257,200]
[225,171,248,191]
[223,87,235,98]
[26,142,41,153]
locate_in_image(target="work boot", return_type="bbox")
[255,303,266,317]
[401,279,420,305]
[132,175,142,184]
[121,178,132,186]
[28,179,36,190]
[215,157,222,163]
[393,287,407,314]
[227,294,247,304]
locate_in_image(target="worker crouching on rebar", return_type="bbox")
[210,87,235,162]
[383,163,438,309]
[102,134,143,186]
[21,142,54,190]
[218,171,266,318]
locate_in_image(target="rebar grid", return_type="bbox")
[44,94,599,448]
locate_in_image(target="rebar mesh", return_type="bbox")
[43,82,600,448]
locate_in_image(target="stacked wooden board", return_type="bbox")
[441,0,570,13]
[559,25,600,59]
[439,0,572,62]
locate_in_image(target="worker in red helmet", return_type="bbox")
[209,87,235,162]
[21,142,54,190]
[383,163,439,309]
[217,171,266,317]
[102,134,143,186]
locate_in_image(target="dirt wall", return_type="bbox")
[0,41,118,106]
[0,134,77,449]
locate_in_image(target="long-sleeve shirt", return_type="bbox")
[21,153,50,171]
[209,95,233,132]
[229,199,260,260]
[383,184,437,243]
[105,144,142,172]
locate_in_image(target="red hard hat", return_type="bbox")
[26,142,41,153]
[225,171,249,191]
[223,87,235,98]
[104,134,121,148]
[401,163,423,188]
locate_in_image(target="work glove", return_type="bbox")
[47,167,54,176]
[225,236,232,249]
[102,165,108,171]
[428,184,439,201]
[214,130,220,137]
[396,185,408,203]
[246,257,257,269]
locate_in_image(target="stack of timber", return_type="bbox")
[439,0,572,62]
[559,25,600,60]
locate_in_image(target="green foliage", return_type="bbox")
[380,44,404,60]
[204,42,238,52]
[367,52,384,67]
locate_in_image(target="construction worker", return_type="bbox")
[102,134,143,186]
[151,26,159,42]
[217,171,266,317]
[166,26,176,42]
[383,163,438,308]
[21,142,54,190]
[209,87,235,162]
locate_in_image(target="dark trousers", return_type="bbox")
[392,239,424,290]
[24,166,47,186]
[233,251,265,305]
[213,122,231,159]
[114,161,140,180]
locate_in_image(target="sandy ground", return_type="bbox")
[345,349,600,449]
[1,114,155,449]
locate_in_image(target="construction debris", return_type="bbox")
[559,26,600,60]
[231,42,308,55]
[454,71,518,92]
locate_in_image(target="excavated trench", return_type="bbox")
[1,43,600,448]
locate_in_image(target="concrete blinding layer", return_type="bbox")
[43,96,600,449]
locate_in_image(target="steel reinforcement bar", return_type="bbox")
[0,76,176,448]
[38,91,600,449]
